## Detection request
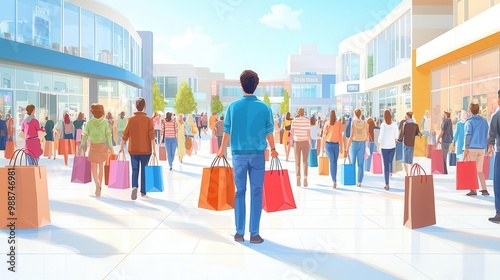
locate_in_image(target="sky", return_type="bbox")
[100,0,403,79]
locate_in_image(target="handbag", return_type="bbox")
[263,158,296,212]
[198,156,235,211]
[145,155,164,192]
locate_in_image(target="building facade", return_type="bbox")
[153,64,225,114]
[0,0,149,136]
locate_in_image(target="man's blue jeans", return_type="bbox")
[130,154,151,195]
[325,142,339,182]
[164,138,177,168]
[350,141,366,183]
[494,152,500,214]
[232,153,265,237]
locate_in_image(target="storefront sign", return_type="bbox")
[99,85,114,92]
[402,83,411,93]
[291,75,322,84]
[347,84,360,93]
[35,6,50,16]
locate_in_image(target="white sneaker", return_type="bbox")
[141,194,150,199]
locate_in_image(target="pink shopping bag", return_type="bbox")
[76,129,82,142]
[71,150,91,184]
[210,137,218,154]
[431,148,444,174]
[108,152,130,189]
[371,152,382,174]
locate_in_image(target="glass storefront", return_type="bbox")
[340,52,360,82]
[0,0,142,76]
[430,45,500,130]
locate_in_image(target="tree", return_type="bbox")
[152,80,167,112]
[263,93,271,107]
[174,81,197,114]
[280,89,290,114]
[211,94,223,115]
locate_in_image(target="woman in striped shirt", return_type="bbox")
[291,108,311,187]
[162,112,178,171]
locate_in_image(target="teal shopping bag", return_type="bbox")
[489,155,494,180]
[145,155,164,192]
[308,148,318,167]
[341,156,356,186]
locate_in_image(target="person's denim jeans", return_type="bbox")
[325,142,339,182]
[311,139,317,150]
[494,152,500,214]
[130,154,151,195]
[381,148,395,185]
[164,137,177,168]
[154,130,160,144]
[350,141,366,183]
[27,156,39,166]
[232,153,265,237]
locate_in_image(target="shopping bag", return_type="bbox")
[308,148,318,167]
[104,153,118,186]
[483,156,495,179]
[4,141,15,159]
[487,155,494,180]
[318,154,329,176]
[456,157,478,190]
[210,137,218,154]
[364,143,375,171]
[58,139,75,155]
[185,137,193,150]
[426,144,435,159]
[159,144,166,161]
[264,149,269,161]
[0,149,50,228]
[193,138,200,151]
[431,148,444,174]
[145,155,164,192]
[392,158,403,173]
[274,131,280,143]
[198,156,235,211]
[71,149,91,184]
[371,152,383,174]
[43,141,53,157]
[341,156,356,186]
[449,152,457,167]
[76,129,82,142]
[280,130,284,144]
[108,152,130,189]
[396,141,403,161]
[403,164,436,229]
[263,158,296,212]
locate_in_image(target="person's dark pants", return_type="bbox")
[198,126,202,137]
[325,142,339,182]
[382,148,395,185]
[154,129,160,144]
[494,152,500,215]
[442,142,450,174]
[63,133,73,139]
[130,154,151,195]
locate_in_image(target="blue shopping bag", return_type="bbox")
[489,155,494,180]
[396,142,403,161]
[449,153,457,167]
[364,142,375,172]
[145,155,164,192]
[308,148,318,167]
[341,156,356,186]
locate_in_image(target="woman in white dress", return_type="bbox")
[176,114,186,163]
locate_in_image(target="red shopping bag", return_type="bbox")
[483,156,490,180]
[426,144,435,159]
[263,158,296,212]
[371,152,382,174]
[108,152,130,189]
[431,148,444,174]
[159,144,166,161]
[456,158,478,190]
[210,137,218,154]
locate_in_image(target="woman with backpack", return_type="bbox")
[345,108,370,187]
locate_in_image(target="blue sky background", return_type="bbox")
[100,0,402,79]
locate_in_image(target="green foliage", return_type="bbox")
[211,94,223,115]
[174,81,197,114]
[263,93,271,106]
[367,55,374,78]
[152,81,167,112]
[280,89,290,114]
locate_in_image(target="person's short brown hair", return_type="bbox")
[354,108,361,118]
[469,103,480,115]
[26,104,35,115]
[444,111,451,118]
[240,70,259,94]
[90,104,105,118]
[406,111,413,118]
[310,116,316,125]
[136,97,146,111]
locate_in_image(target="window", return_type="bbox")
[0,0,15,40]
[468,0,490,20]
[63,2,80,56]
[96,15,112,64]
[113,23,123,67]
[81,9,94,60]
[123,30,130,70]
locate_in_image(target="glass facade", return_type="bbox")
[154,76,178,99]
[340,52,360,82]
[431,45,500,131]
[456,0,499,26]
[366,11,411,78]
[291,85,321,98]
[0,0,142,76]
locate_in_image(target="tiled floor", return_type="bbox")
[1,137,499,279]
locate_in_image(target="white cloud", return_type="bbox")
[259,4,303,30]
[153,26,228,67]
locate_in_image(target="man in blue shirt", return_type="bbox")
[218,70,279,243]
[463,103,489,196]
[488,90,500,223]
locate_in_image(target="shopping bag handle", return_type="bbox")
[8,148,43,179]
[462,154,472,162]
[116,151,127,161]
[343,155,351,164]
[210,156,232,173]
[409,163,428,183]
[148,154,159,166]
[269,157,284,175]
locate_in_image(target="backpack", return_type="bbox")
[63,122,73,134]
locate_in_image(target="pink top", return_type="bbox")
[153,117,161,130]
[21,117,45,138]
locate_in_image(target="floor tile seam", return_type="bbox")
[392,253,433,280]
[444,215,482,228]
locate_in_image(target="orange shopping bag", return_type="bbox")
[198,156,235,211]
[4,141,15,159]
[0,149,50,228]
